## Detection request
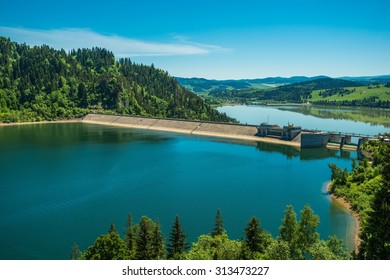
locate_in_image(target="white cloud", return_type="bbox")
[0,26,228,57]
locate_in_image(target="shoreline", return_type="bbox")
[81,118,301,148]
[1,116,301,148]
[326,182,361,252]
[0,119,82,127]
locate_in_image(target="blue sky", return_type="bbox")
[1,0,389,79]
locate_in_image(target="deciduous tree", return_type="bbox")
[359,144,390,259]
[83,226,131,260]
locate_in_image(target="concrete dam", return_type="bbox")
[82,114,374,150]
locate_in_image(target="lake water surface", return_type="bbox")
[0,122,356,259]
[217,105,390,136]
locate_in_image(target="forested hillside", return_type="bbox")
[176,75,362,95]
[209,78,363,104]
[0,37,233,123]
[329,137,390,259]
[209,77,390,108]
[180,75,390,108]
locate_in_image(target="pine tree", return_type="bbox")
[211,209,224,237]
[125,212,136,258]
[151,219,166,259]
[243,216,269,258]
[167,215,189,259]
[279,205,298,245]
[135,216,154,260]
[70,242,81,260]
[109,223,116,233]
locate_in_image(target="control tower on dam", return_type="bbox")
[256,123,373,150]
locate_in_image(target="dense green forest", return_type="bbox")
[177,75,390,95]
[0,37,233,123]
[207,78,390,108]
[329,137,390,259]
[73,206,348,260]
[209,78,362,102]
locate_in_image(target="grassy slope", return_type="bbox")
[287,106,390,128]
[310,85,390,102]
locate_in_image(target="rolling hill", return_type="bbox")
[0,37,234,123]
[177,75,390,95]
[209,77,364,103]
[176,76,331,94]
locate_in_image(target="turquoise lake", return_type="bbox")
[0,121,357,259]
[217,105,390,136]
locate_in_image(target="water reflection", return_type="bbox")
[255,141,300,159]
[329,199,356,251]
[217,105,390,136]
[276,105,390,128]
[255,141,354,161]
[0,123,175,148]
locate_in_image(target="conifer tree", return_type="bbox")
[243,216,269,258]
[109,223,116,233]
[151,219,166,259]
[167,215,189,259]
[125,212,136,258]
[70,242,81,260]
[135,216,154,260]
[279,205,298,245]
[211,209,224,237]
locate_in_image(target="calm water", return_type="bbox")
[217,105,390,135]
[0,123,356,259]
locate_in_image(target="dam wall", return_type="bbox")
[82,114,370,151]
[82,114,300,147]
[301,133,330,148]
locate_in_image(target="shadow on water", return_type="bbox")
[0,123,174,148]
[255,141,353,161]
[255,141,300,159]
[277,105,390,128]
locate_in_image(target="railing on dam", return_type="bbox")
[302,129,376,138]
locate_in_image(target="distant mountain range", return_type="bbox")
[176,75,390,94]
[200,76,390,108]
[207,77,363,103]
